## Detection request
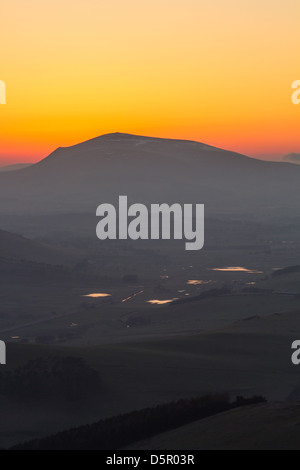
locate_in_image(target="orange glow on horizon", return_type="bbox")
[1,0,299,166]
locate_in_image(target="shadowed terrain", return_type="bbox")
[124,402,300,450]
[1,133,300,449]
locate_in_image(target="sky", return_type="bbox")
[0,0,299,166]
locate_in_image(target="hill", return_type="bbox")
[0,133,299,217]
[10,395,265,450]
[0,163,32,172]
[0,228,81,266]
[125,402,300,450]
[282,153,300,165]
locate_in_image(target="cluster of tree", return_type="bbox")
[11,394,266,450]
[0,356,101,402]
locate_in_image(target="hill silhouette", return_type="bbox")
[0,133,299,216]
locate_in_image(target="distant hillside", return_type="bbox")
[0,163,32,172]
[0,228,81,266]
[282,153,300,165]
[0,133,299,216]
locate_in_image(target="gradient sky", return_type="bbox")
[0,0,299,165]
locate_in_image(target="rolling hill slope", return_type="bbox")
[125,402,300,450]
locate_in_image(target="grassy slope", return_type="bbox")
[124,403,300,450]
